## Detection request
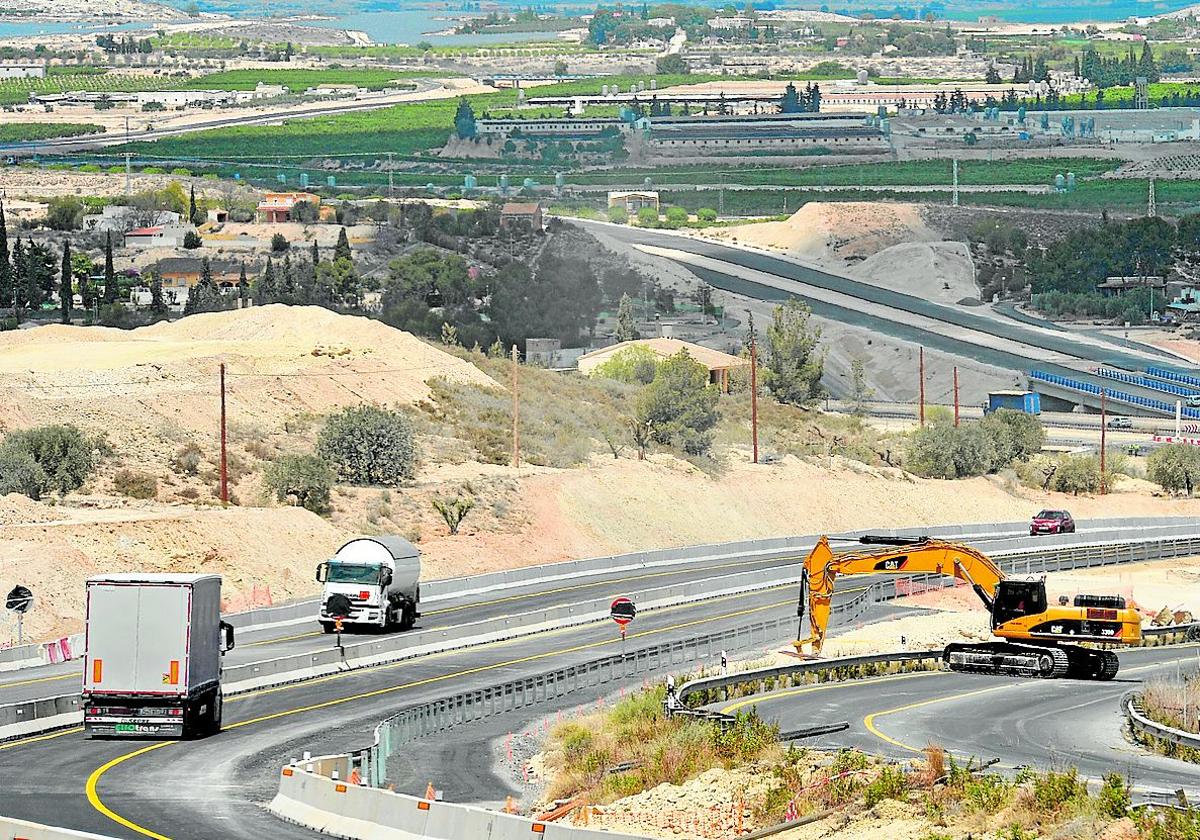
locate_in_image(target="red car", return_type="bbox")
[1030,510,1075,536]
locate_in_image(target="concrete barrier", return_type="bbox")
[270,764,646,840]
[0,817,116,840]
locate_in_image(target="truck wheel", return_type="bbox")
[398,604,414,632]
[211,694,223,735]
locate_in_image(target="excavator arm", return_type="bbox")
[795,535,1006,654]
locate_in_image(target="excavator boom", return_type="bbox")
[794,535,1139,681]
[796,535,1005,654]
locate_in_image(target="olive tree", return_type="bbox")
[907,420,996,479]
[1147,443,1200,496]
[981,409,1046,465]
[317,405,417,486]
[1052,454,1101,495]
[264,454,334,513]
[1,424,101,496]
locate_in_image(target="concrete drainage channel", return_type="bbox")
[6,527,1200,744]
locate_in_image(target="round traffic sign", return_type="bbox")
[610,596,636,627]
[5,585,32,614]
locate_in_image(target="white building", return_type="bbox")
[0,63,45,79]
[83,206,182,234]
[124,222,194,249]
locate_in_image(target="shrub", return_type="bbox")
[112,469,157,499]
[636,206,659,227]
[607,205,629,224]
[431,495,474,535]
[0,448,49,500]
[635,350,719,455]
[1,424,100,496]
[318,405,417,486]
[908,420,996,479]
[1096,772,1130,818]
[963,773,1013,812]
[1032,767,1087,812]
[182,230,202,249]
[1052,454,1101,495]
[271,232,290,253]
[981,409,1045,464]
[263,454,334,514]
[697,207,718,223]
[171,442,204,475]
[590,344,660,384]
[864,765,908,807]
[664,206,689,227]
[46,196,84,231]
[1147,443,1200,495]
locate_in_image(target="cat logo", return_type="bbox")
[1050,625,1064,634]
[876,556,908,571]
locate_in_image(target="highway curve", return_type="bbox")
[574,220,1183,390]
[1,523,1196,838]
[720,644,1200,798]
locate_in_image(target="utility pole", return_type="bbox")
[718,172,725,216]
[124,115,131,197]
[953,366,960,427]
[511,345,520,469]
[918,347,926,427]
[748,313,758,464]
[1148,177,1156,218]
[387,151,394,199]
[952,158,959,207]
[219,363,228,506]
[1100,388,1107,496]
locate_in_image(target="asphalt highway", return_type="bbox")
[4,519,1196,706]
[575,221,1183,392]
[2,522,1197,839]
[721,644,1200,797]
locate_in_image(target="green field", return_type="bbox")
[0,73,184,106]
[0,123,103,142]
[182,69,449,91]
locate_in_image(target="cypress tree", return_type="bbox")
[189,184,199,225]
[310,239,319,266]
[103,232,117,305]
[334,227,352,262]
[60,240,72,324]
[0,201,10,308]
[238,260,248,303]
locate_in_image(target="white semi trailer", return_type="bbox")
[82,574,234,738]
[316,536,421,633]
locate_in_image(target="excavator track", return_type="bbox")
[941,642,1118,679]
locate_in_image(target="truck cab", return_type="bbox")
[317,536,420,633]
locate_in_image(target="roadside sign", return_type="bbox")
[610,597,636,629]
[5,585,32,614]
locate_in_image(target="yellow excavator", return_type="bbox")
[795,535,1142,680]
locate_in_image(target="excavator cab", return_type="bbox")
[991,579,1048,629]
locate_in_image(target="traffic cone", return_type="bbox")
[424,782,435,800]
[503,795,517,814]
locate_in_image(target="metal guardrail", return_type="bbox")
[6,531,1200,739]
[1126,693,1200,756]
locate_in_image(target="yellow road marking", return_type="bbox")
[864,683,1011,753]
[0,726,84,751]
[85,743,174,840]
[84,593,798,839]
[719,670,940,715]
[0,671,79,690]
[242,629,321,648]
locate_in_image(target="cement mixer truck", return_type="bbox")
[316,536,421,633]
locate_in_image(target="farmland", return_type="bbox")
[0,123,103,142]
[0,72,184,106]
[180,68,456,90]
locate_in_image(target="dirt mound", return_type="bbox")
[0,305,495,462]
[0,494,64,526]
[0,504,348,644]
[706,202,936,263]
[851,241,978,304]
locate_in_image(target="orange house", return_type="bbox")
[257,192,322,223]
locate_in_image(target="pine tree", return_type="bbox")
[255,257,277,305]
[60,240,72,324]
[0,201,10,308]
[103,232,117,305]
[334,227,352,262]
